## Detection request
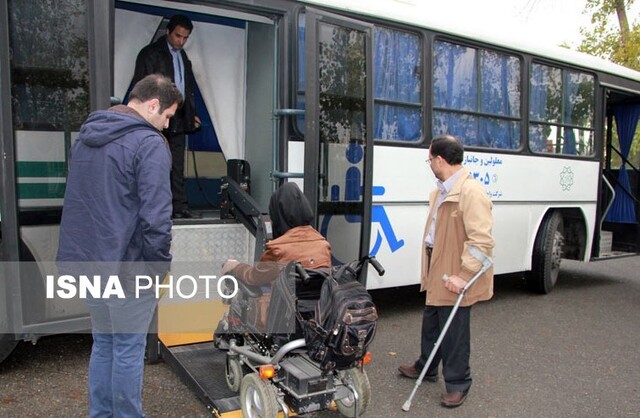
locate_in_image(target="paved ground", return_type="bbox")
[1,256,639,417]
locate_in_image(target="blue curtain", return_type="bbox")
[298,23,423,141]
[479,51,519,148]
[606,104,640,223]
[433,42,519,149]
[373,28,421,141]
[528,66,593,156]
[433,42,477,144]
[433,42,477,111]
[529,64,549,152]
[562,72,580,154]
[188,83,221,152]
[479,52,504,147]
[563,128,576,155]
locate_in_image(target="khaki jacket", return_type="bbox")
[420,167,494,306]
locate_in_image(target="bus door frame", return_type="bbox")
[0,2,21,338]
[303,8,374,273]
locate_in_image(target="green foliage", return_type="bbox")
[579,24,640,70]
[578,0,639,70]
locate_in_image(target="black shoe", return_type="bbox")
[173,209,202,219]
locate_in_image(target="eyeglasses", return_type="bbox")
[426,157,435,165]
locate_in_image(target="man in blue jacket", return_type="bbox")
[57,74,181,418]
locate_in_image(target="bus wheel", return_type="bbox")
[526,211,564,294]
[0,334,18,364]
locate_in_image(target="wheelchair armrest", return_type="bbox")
[236,280,263,299]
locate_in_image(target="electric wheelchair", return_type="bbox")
[214,257,384,418]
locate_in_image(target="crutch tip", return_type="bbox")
[401,401,411,411]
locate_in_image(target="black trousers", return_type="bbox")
[415,304,472,393]
[167,132,187,212]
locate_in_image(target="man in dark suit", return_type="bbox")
[132,14,201,219]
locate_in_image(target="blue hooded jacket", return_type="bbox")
[57,106,173,269]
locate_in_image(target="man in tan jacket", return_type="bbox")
[398,134,494,408]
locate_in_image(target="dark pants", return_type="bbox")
[167,132,187,212]
[415,304,472,393]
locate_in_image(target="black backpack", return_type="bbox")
[303,262,378,370]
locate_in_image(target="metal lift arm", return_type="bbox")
[220,176,273,261]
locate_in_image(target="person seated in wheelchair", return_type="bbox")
[220,182,331,332]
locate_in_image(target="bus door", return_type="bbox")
[600,88,640,255]
[303,9,374,277]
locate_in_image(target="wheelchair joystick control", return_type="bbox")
[294,262,311,284]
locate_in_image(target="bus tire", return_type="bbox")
[0,334,18,364]
[526,211,564,294]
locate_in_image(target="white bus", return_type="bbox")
[1,0,639,409]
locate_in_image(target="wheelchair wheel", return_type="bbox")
[225,356,244,392]
[240,373,279,418]
[336,368,371,417]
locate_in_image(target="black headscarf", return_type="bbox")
[269,182,314,239]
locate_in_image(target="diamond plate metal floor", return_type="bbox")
[161,221,250,414]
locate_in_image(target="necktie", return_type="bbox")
[173,49,182,83]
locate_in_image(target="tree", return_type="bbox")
[578,0,640,169]
[578,0,640,70]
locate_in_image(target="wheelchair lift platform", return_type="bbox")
[156,222,253,417]
[160,341,241,416]
[156,176,280,416]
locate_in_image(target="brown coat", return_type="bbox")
[420,167,495,306]
[232,225,331,286]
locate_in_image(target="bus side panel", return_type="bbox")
[366,147,599,289]
[15,131,73,209]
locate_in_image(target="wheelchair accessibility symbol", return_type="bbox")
[319,143,404,257]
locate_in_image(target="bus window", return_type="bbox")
[529,63,595,156]
[433,40,521,150]
[373,27,422,143]
[8,0,89,208]
[296,18,423,143]
[8,0,89,132]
